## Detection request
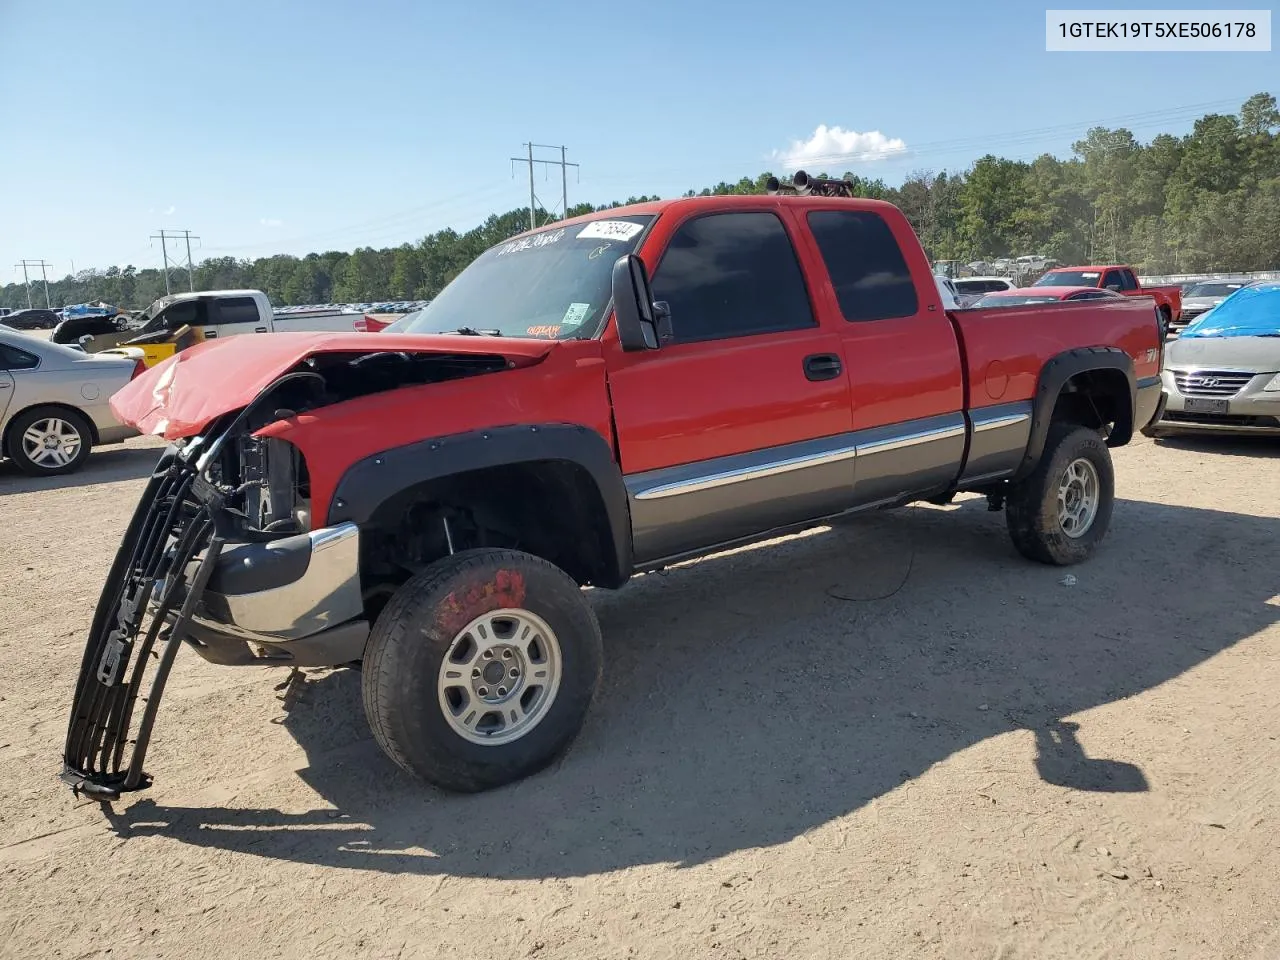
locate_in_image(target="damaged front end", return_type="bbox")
[61,343,524,800]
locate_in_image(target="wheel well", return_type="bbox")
[2,402,99,455]
[1051,368,1132,441]
[358,459,624,616]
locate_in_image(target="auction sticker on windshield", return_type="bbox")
[577,220,644,242]
[561,302,591,329]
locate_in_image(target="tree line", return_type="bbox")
[5,92,1278,313]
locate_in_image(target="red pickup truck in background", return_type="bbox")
[61,175,1166,802]
[1032,264,1182,336]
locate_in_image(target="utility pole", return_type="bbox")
[15,260,53,308]
[509,143,580,230]
[151,229,199,294]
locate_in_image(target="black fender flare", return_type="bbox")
[1013,346,1135,482]
[326,423,633,587]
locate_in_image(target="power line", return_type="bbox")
[14,260,52,308]
[198,183,512,255]
[510,143,579,230]
[150,229,199,294]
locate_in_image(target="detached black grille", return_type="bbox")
[61,454,225,799]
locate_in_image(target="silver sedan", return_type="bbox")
[0,324,141,475]
[1145,281,1280,437]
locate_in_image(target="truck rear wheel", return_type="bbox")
[361,548,603,792]
[1005,422,1114,565]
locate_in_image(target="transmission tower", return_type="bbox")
[14,259,53,308]
[150,229,200,294]
[510,143,580,230]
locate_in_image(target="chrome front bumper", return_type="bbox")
[166,522,370,667]
[200,523,364,640]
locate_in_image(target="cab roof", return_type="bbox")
[502,194,904,242]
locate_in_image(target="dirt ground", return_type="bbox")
[1,432,1277,960]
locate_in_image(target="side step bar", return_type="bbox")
[61,460,224,800]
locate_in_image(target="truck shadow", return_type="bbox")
[104,495,1278,878]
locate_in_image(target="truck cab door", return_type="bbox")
[604,207,855,565]
[148,300,207,339]
[800,207,967,506]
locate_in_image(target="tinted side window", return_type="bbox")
[158,300,202,329]
[0,344,40,370]
[1118,269,1139,291]
[1101,270,1121,289]
[213,297,260,325]
[651,212,815,343]
[806,211,918,321]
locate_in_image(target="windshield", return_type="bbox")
[974,294,1060,307]
[1185,281,1247,298]
[1181,284,1280,338]
[399,215,654,339]
[1033,270,1101,287]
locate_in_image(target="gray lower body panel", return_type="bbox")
[624,410,1021,567]
[961,401,1033,484]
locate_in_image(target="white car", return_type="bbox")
[0,325,141,476]
[935,276,961,309]
[953,276,1017,306]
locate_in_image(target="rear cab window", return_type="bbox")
[211,297,262,326]
[805,210,919,321]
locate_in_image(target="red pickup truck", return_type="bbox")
[61,181,1166,800]
[1032,265,1182,335]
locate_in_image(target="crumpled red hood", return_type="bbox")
[110,332,556,439]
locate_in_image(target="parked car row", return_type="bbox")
[0,308,61,330]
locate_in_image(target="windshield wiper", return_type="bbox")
[451,326,502,336]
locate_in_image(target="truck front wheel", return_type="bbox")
[1005,422,1115,565]
[361,548,603,792]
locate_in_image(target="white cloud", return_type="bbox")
[260,217,283,228]
[163,205,176,216]
[772,125,907,169]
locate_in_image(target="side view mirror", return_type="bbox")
[612,254,662,351]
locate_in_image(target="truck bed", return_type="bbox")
[951,297,1163,411]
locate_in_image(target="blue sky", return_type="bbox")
[1,0,1275,281]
